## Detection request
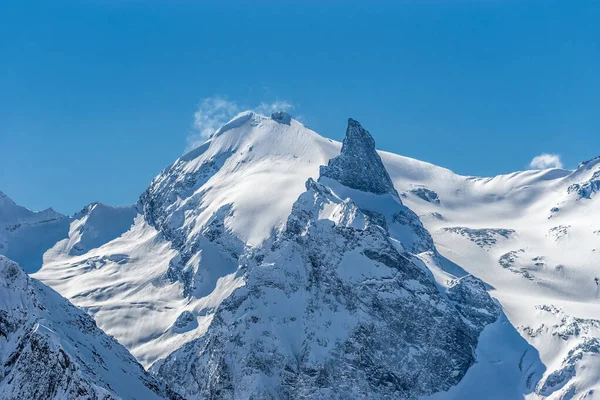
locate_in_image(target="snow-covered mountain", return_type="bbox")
[35,112,341,367]
[1,110,598,399]
[0,255,177,399]
[152,118,500,399]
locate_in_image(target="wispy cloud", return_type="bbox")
[254,100,294,115]
[186,97,294,150]
[529,153,563,169]
[187,97,240,149]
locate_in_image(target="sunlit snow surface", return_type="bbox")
[0,255,168,399]
[25,112,600,399]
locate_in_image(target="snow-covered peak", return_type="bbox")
[321,118,398,196]
[0,254,27,288]
[20,112,600,399]
[0,191,64,225]
[210,110,264,139]
[44,202,137,260]
[0,192,70,272]
[141,109,339,248]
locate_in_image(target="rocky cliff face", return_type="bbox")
[320,118,398,196]
[153,119,499,400]
[0,255,176,400]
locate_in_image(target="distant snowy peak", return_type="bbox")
[0,255,175,400]
[0,190,139,272]
[0,192,70,273]
[0,191,64,226]
[45,202,137,260]
[321,118,398,196]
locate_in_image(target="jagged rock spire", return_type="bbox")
[320,118,398,195]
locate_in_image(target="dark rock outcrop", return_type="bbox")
[321,118,398,196]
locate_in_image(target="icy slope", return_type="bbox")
[0,255,176,400]
[153,119,499,400]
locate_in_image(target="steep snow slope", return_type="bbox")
[35,213,244,367]
[140,111,339,247]
[0,255,175,400]
[25,111,600,399]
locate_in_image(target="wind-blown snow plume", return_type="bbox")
[187,97,295,150]
[255,100,294,115]
[188,97,240,149]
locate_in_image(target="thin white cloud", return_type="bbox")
[254,100,294,116]
[187,97,240,149]
[529,153,563,169]
[186,97,295,150]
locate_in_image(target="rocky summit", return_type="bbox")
[321,118,398,196]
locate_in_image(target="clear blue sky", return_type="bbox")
[1,0,599,214]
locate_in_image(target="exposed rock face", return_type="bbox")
[138,150,243,297]
[521,305,600,399]
[443,227,515,249]
[568,170,600,200]
[271,111,292,125]
[154,119,498,400]
[321,119,398,196]
[0,255,175,400]
[409,187,440,204]
[447,275,500,331]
